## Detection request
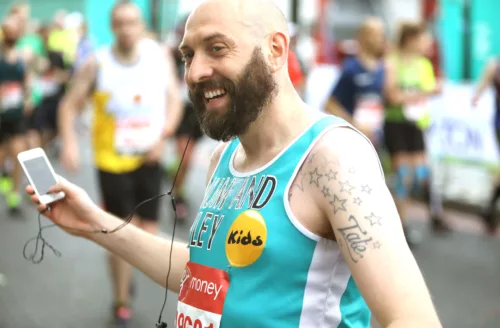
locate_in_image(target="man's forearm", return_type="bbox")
[163,92,183,136]
[58,100,79,145]
[386,318,442,328]
[90,210,189,293]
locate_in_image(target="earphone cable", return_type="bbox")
[23,132,194,328]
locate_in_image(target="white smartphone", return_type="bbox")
[17,147,65,205]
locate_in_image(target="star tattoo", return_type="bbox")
[364,213,382,226]
[325,169,337,181]
[330,195,347,214]
[322,186,331,198]
[348,166,356,174]
[361,184,372,194]
[372,241,382,249]
[309,168,323,187]
[353,197,362,206]
[339,180,355,195]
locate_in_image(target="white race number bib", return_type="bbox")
[404,101,428,122]
[114,117,159,155]
[353,98,384,130]
[39,74,59,97]
[0,82,23,112]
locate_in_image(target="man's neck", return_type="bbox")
[398,49,418,61]
[236,84,314,159]
[112,44,140,66]
[357,51,379,71]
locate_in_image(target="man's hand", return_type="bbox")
[303,127,442,328]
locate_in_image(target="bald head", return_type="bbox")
[2,15,22,45]
[357,16,386,58]
[359,17,384,38]
[186,0,289,46]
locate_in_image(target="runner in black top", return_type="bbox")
[33,23,71,152]
[0,15,30,215]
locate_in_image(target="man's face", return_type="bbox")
[180,6,278,141]
[112,5,143,51]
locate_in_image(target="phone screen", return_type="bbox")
[23,156,58,195]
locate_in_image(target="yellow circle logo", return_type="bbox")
[225,210,267,267]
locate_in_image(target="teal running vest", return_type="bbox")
[187,115,371,328]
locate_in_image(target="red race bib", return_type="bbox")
[176,262,229,328]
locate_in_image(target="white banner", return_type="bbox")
[304,65,499,205]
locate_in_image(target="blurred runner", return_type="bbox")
[166,17,202,220]
[58,2,182,325]
[33,23,72,152]
[383,22,448,247]
[324,17,385,147]
[472,57,500,235]
[8,4,45,151]
[0,15,31,215]
[419,30,449,234]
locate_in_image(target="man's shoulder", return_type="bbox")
[341,56,361,72]
[307,126,382,178]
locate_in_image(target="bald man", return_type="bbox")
[29,1,441,327]
[57,0,182,325]
[325,17,386,145]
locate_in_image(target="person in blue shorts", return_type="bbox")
[27,1,442,327]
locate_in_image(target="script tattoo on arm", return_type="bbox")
[298,149,384,264]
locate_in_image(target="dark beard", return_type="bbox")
[188,47,278,142]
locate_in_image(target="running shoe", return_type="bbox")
[113,303,132,327]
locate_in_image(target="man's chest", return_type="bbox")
[188,174,280,267]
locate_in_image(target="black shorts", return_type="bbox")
[0,118,26,144]
[34,98,60,133]
[175,103,203,141]
[383,121,425,155]
[97,163,163,221]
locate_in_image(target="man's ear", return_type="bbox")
[267,31,288,72]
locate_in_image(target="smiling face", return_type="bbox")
[179,1,278,142]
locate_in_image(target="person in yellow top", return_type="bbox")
[57,1,183,325]
[383,22,448,248]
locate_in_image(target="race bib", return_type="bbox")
[114,117,159,155]
[353,98,383,130]
[0,82,23,111]
[176,262,229,328]
[404,101,428,122]
[39,74,59,97]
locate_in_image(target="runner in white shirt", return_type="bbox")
[57,2,182,325]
